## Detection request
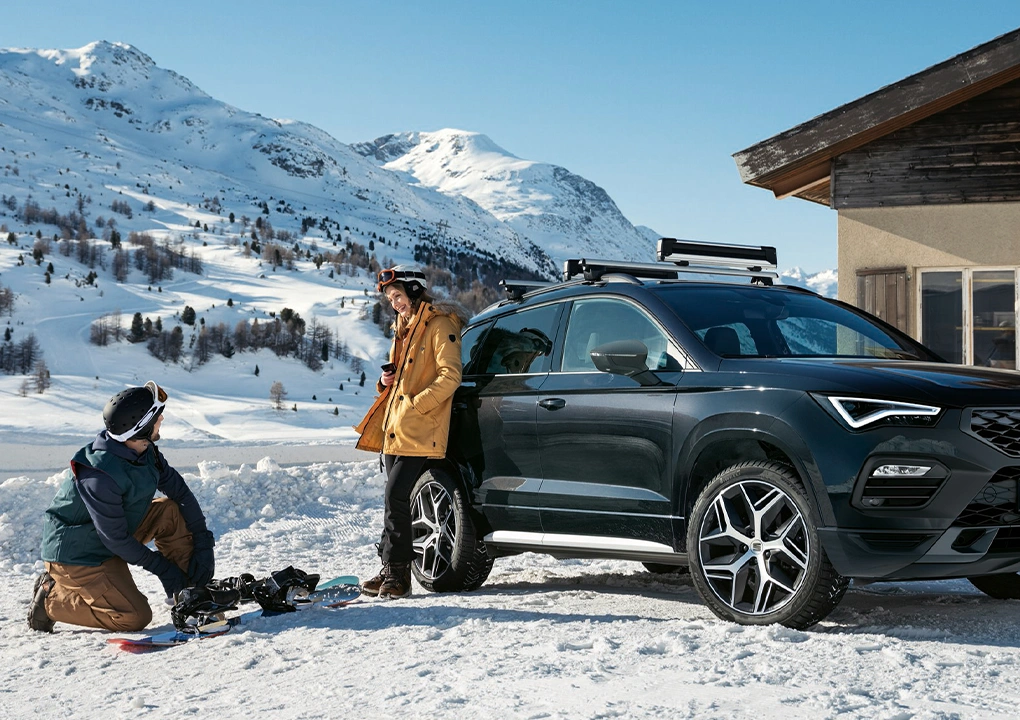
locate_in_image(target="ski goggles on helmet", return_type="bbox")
[377,268,426,293]
[107,381,168,442]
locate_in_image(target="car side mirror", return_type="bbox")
[590,340,663,386]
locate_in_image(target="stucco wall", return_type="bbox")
[838,202,1020,334]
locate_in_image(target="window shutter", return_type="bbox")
[856,267,908,333]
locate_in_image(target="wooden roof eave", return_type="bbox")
[734,28,1020,201]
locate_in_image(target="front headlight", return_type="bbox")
[815,395,942,429]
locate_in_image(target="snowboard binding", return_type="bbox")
[250,566,321,613]
[170,585,242,632]
[176,566,321,630]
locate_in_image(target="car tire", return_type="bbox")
[410,468,493,593]
[642,563,690,575]
[968,573,1020,599]
[687,461,849,629]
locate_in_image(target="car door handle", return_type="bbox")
[538,398,566,410]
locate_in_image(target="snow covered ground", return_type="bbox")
[3,446,1020,719]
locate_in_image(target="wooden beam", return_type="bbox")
[772,161,831,199]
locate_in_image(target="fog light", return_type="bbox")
[872,464,932,477]
[861,497,885,507]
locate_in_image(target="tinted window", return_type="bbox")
[561,298,677,371]
[473,304,559,375]
[659,285,935,360]
[460,322,492,375]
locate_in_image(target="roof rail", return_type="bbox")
[499,279,555,301]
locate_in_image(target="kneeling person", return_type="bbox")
[28,382,215,633]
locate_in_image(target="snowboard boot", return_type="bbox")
[27,571,55,633]
[378,563,412,600]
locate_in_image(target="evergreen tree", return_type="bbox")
[181,306,196,326]
[130,313,145,342]
[254,364,260,377]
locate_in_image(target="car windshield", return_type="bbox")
[656,285,936,360]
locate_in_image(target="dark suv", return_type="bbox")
[405,239,1020,629]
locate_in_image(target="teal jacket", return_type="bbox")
[41,431,208,569]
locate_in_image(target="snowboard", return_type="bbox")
[107,575,360,652]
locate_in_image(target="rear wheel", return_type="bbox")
[410,468,493,593]
[687,461,848,629]
[968,573,1020,599]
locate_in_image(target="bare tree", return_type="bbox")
[33,359,50,394]
[270,381,287,410]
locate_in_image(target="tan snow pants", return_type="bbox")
[44,497,194,632]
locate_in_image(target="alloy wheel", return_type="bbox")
[411,479,458,581]
[697,478,810,617]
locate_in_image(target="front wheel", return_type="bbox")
[410,468,493,593]
[686,461,848,629]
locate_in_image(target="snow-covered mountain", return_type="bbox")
[779,266,838,298]
[352,130,653,264]
[0,41,556,278]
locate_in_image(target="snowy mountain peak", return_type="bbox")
[353,129,519,166]
[354,128,652,264]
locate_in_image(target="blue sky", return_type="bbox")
[6,1,1020,272]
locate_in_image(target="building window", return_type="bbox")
[919,269,1016,368]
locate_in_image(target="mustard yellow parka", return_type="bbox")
[354,301,464,458]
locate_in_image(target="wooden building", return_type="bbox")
[734,28,1020,369]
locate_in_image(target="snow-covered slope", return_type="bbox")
[354,129,654,264]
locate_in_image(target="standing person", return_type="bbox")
[354,266,465,599]
[27,381,216,633]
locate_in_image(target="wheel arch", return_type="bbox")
[422,457,492,532]
[677,421,833,545]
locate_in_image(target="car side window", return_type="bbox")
[560,298,679,372]
[472,305,560,375]
[460,322,492,375]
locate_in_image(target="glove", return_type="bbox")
[187,530,216,587]
[150,553,189,598]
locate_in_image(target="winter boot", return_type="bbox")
[27,571,55,633]
[379,563,412,600]
[362,566,389,597]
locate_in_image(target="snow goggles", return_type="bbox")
[107,381,168,442]
[377,268,426,292]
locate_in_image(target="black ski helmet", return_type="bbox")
[103,381,167,442]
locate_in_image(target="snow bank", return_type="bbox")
[1,456,384,573]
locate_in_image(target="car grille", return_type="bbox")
[954,467,1020,527]
[859,474,945,508]
[851,532,936,552]
[969,408,1020,457]
[989,527,1020,553]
